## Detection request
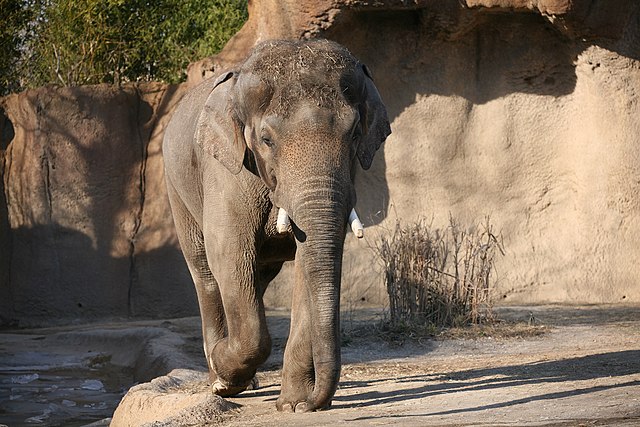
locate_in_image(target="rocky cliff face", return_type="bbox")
[0,84,196,324]
[235,0,640,306]
[2,0,639,324]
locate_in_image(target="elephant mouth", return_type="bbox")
[275,207,364,239]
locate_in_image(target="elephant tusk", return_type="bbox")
[276,207,290,234]
[349,208,364,238]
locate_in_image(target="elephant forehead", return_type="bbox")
[291,102,355,128]
[263,99,354,139]
[277,118,352,166]
[268,85,352,118]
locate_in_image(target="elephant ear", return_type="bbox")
[357,64,392,170]
[195,71,245,174]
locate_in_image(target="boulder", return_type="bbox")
[111,369,239,427]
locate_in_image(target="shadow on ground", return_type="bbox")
[497,305,640,326]
[334,350,640,414]
[259,305,640,369]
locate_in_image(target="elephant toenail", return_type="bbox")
[247,376,259,390]
[211,380,226,395]
[279,402,295,413]
[294,401,311,413]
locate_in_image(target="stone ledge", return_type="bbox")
[111,369,240,427]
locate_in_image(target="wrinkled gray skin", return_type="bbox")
[163,39,390,412]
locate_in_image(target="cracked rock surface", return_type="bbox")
[0,83,196,324]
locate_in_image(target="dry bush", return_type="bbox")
[377,215,503,329]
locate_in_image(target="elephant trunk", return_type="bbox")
[289,176,350,409]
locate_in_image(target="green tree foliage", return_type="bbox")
[1,0,247,94]
[0,0,33,94]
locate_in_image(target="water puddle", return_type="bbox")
[0,356,133,426]
[0,319,208,426]
[0,334,136,426]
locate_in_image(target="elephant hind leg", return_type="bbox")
[166,180,225,377]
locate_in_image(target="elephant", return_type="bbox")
[163,39,391,412]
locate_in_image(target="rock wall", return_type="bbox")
[1,0,639,324]
[326,5,640,305]
[0,84,197,325]
[219,0,640,307]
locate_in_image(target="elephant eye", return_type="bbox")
[261,136,274,148]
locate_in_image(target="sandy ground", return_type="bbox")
[220,305,640,426]
[1,305,640,426]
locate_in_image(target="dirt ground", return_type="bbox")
[223,305,640,427]
[2,305,640,426]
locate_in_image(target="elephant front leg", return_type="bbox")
[277,268,315,412]
[206,245,272,397]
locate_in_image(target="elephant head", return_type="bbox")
[192,39,390,411]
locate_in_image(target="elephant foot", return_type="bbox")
[276,390,332,413]
[211,376,259,397]
[277,400,310,413]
